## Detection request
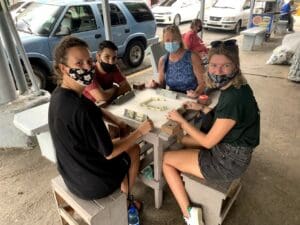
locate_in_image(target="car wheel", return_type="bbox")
[234,20,241,34]
[123,40,145,68]
[25,65,46,90]
[173,14,181,26]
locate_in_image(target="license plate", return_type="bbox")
[209,21,219,25]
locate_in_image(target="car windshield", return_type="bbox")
[15,2,63,36]
[159,0,177,7]
[213,0,242,9]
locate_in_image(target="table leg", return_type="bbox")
[141,132,176,209]
[153,137,164,209]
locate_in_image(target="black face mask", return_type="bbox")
[100,61,117,73]
[68,67,95,86]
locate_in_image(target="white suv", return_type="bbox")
[203,0,251,33]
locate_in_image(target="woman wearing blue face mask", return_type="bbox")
[147,25,205,98]
[49,36,153,202]
[162,40,260,225]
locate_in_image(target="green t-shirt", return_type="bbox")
[214,84,260,148]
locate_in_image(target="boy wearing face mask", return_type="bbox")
[182,19,208,60]
[83,41,131,104]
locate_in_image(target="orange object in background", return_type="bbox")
[198,95,211,105]
[296,3,300,16]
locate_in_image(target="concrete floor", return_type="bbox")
[1,21,300,225]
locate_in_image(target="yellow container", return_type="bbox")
[296,3,300,16]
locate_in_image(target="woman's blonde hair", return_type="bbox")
[53,36,89,85]
[205,43,247,89]
[162,25,184,49]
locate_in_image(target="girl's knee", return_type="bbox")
[128,144,140,161]
[129,144,140,154]
[163,151,175,165]
[133,143,140,154]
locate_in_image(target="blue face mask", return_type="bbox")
[208,72,237,88]
[164,42,180,53]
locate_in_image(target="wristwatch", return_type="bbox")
[112,82,120,88]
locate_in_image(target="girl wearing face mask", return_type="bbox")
[49,36,153,203]
[83,40,131,104]
[162,40,260,225]
[147,25,205,98]
[182,19,208,62]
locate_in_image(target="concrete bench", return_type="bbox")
[241,27,267,51]
[275,20,288,35]
[182,174,242,225]
[52,175,127,225]
[13,102,56,163]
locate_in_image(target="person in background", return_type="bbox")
[162,39,260,225]
[147,25,205,98]
[83,40,131,105]
[280,0,296,32]
[182,19,208,63]
[49,36,153,207]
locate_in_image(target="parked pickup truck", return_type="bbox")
[15,0,158,90]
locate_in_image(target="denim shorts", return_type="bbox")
[199,143,253,182]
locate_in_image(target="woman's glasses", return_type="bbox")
[210,39,237,48]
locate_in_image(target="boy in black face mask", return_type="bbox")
[83,40,131,105]
[182,19,208,63]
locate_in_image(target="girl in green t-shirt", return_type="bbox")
[163,39,260,225]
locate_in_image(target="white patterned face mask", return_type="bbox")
[67,67,95,86]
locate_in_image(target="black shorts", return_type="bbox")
[108,152,131,190]
[65,152,131,200]
[199,143,253,182]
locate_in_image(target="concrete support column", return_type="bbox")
[102,0,112,41]
[0,0,28,94]
[199,0,205,38]
[248,0,256,29]
[0,36,17,105]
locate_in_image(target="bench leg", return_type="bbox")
[53,191,82,225]
[255,34,264,46]
[154,188,163,209]
[242,35,255,51]
[53,191,69,225]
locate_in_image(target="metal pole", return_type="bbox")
[0,0,28,93]
[248,0,256,28]
[0,0,40,93]
[0,36,17,105]
[200,0,205,38]
[102,0,112,40]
